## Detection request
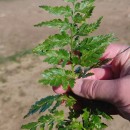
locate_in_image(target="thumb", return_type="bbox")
[72,78,118,104]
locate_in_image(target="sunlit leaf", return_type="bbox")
[34,19,70,31]
[78,17,103,36]
[44,49,70,67]
[40,68,76,89]
[21,122,37,130]
[39,5,72,17]
[79,34,116,67]
[33,32,70,55]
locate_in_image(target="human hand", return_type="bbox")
[53,43,130,120]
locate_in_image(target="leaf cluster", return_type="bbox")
[33,0,116,89]
[22,0,116,130]
[22,95,112,130]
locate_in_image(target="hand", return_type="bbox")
[53,43,130,120]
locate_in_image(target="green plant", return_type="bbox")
[22,0,116,129]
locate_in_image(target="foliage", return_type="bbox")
[22,0,116,130]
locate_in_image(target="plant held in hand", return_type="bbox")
[22,0,117,130]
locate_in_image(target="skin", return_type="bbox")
[53,43,130,120]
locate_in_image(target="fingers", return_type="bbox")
[101,43,130,78]
[72,78,118,104]
[52,85,69,94]
[89,67,113,80]
[101,43,129,60]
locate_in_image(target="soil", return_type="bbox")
[0,0,130,130]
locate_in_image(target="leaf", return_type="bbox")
[40,68,76,89]
[34,19,70,31]
[39,5,72,17]
[44,49,70,67]
[75,0,95,18]
[78,17,103,36]
[72,56,80,65]
[24,95,60,118]
[33,32,70,55]
[73,13,86,23]
[65,95,76,107]
[21,122,37,130]
[38,110,65,129]
[49,100,61,113]
[79,34,116,67]
[91,115,102,129]
[96,109,113,120]
[66,119,84,130]
[82,109,89,121]
[82,109,90,128]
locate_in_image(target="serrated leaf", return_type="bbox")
[44,49,70,67]
[24,95,60,118]
[40,68,76,89]
[96,109,113,120]
[78,17,103,36]
[49,100,61,113]
[39,102,53,113]
[38,110,65,128]
[21,122,37,130]
[73,13,86,23]
[82,109,89,128]
[82,109,89,121]
[72,56,80,65]
[65,96,76,107]
[75,0,95,18]
[34,19,70,31]
[79,34,116,67]
[67,119,84,130]
[90,115,102,129]
[39,5,72,17]
[33,32,70,55]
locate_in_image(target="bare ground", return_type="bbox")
[0,0,130,130]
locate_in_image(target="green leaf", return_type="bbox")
[39,5,72,17]
[67,119,84,130]
[38,110,65,129]
[79,34,116,67]
[73,13,86,23]
[75,0,95,18]
[44,49,70,67]
[82,109,90,128]
[91,115,102,129]
[96,109,113,120]
[21,122,37,130]
[78,17,103,36]
[33,32,70,55]
[72,56,80,65]
[40,68,76,89]
[34,19,70,31]
[65,95,76,107]
[24,95,60,118]
[82,109,89,121]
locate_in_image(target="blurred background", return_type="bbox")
[0,0,130,130]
